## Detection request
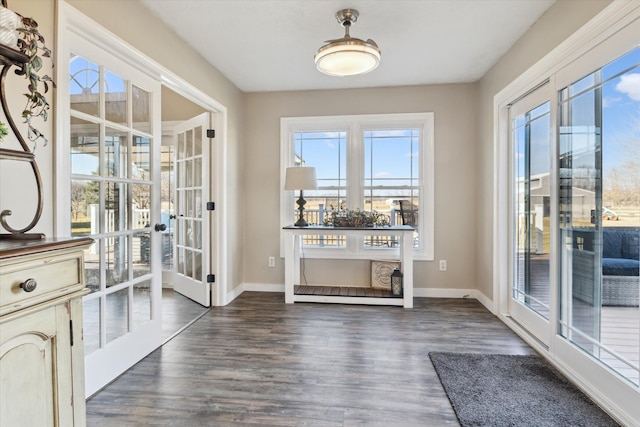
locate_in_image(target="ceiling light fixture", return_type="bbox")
[314,9,381,77]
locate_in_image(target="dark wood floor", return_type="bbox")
[86,293,534,426]
[162,288,210,341]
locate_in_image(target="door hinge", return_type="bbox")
[207,202,215,211]
[69,320,74,347]
[207,274,215,283]
[207,129,215,139]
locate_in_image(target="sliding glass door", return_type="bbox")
[509,86,553,345]
[558,46,640,385]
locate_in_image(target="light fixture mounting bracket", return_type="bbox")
[336,9,358,26]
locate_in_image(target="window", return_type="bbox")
[280,113,434,260]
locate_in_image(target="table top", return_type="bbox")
[283,225,414,231]
[0,237,94,260]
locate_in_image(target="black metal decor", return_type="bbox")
[0,0,45,239]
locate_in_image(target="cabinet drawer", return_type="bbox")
[0,252,84,315]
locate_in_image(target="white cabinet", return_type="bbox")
[0,238,92,427]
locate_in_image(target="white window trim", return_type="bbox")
[280,113,434,261]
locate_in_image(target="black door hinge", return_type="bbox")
[207,129,215,139]
[69,320,74,346]
[207,274,215,283]
[206,202,215,211]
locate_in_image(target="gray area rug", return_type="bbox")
[429,352,619,427]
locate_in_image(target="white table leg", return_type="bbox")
[401,230,414,308]
[284,231,294,303]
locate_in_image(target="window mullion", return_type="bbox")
[348,122,364,252]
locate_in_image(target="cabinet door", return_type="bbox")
[0,304,74,426]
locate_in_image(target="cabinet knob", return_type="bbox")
[20,278,37,292]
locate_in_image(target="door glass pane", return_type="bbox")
[106,288,129,343]
[512,102,551,319]
[185,219,193,248]
[84,240,101,293]
[194,252,202,282]
[132,280,151,329]
[71,179,95,237]
[185,249,193,278]
[186,129,193,157]
[105,70,127,125]
[161,145,175,272]
[559,48,640,386]
[83,298,100,355]
[177,132,185,160]
[133,231,151,278]
[132,184,151,228]
[105,128,127,178]
[70,118,99,175]
[105,182,127,233]
[194,220,202,250]
[132,85,150,133]
[194,126,202,155]
[186,159,193,187]
[186,189,193,217]
[178,248,185,275]
[194,157,202,187]
[195,189,202,217]
[69,54,99,117]
[133,136,151,179]
[106,235,129,287]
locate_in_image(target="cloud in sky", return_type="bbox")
[615,73,640,101]
[603,96,622,108]
[375,172,392,178]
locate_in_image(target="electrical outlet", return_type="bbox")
[268,256,275,267]
[439,260,447,271]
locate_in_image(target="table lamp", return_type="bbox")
[285,166,317,227]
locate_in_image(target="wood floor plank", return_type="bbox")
[87,293,536,426]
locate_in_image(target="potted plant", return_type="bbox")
[14,12,54,148]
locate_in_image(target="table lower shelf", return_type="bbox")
[293,285,404,306]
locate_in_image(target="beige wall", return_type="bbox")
[244,84,478,290]
[475,0,612,299]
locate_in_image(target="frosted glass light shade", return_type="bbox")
[315,40,381,76]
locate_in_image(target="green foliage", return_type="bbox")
[323,208,390,227]
[16,14,55,149]
[0,121,8,141]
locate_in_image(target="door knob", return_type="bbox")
[155,223,167,232]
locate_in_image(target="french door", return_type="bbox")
[65,33,163,396]
[172,113,213,307]
[509,85,554,345]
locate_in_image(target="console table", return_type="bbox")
[283,225,414,308]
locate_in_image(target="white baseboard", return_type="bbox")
[237,283,494,307]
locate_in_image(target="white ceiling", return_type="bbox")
[139,0,556,93]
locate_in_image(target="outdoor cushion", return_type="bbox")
[602,257,640,277]
[621,232,639,260]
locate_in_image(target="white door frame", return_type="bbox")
[54,1,229,397]
[55,2,229,309]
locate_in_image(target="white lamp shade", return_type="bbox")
[285,167,317,190]
[315,41,381,76]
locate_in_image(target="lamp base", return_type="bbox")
[295,191,308,227]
